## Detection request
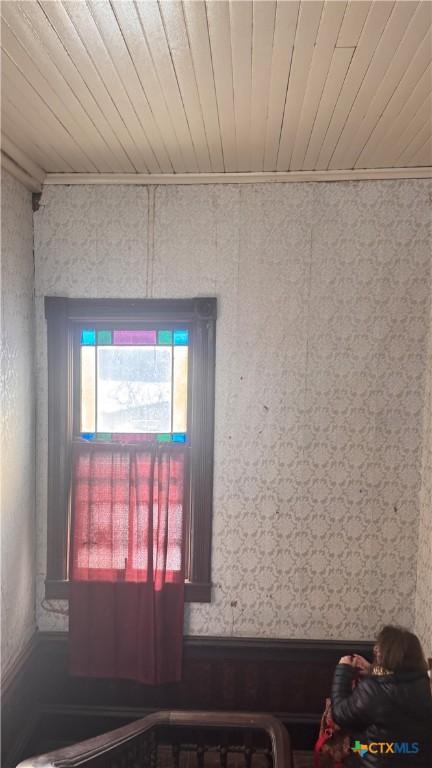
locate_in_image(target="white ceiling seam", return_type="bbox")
[1,152,44,193]
[1,135,46,184]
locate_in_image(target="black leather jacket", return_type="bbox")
[331,663,432,767]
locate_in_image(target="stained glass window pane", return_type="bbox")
[112,433,156,443]
[97,346,172,433]
[113,330,156,345]
[81,329,96,345]
[173,329,188,345]
[157,433,171,442]
[172,433,187,443]
[157,330,173,345]
[81,346,96,433]
[173,346,188,433]
[97,330,112,345]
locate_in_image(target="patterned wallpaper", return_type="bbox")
[1,170,36,672]
[34,180,432,642]
[415,292,432,657]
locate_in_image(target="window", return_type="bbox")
[78,327,189,440]
[45,297,216,602]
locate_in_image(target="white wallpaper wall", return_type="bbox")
[1,170,36,672]
[34,180,432,642]
[415,292,432,657]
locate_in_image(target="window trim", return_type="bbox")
[44,296,217,603]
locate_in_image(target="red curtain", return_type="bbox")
[69,444,186,684]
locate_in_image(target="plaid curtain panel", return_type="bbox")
[69,444,186,684]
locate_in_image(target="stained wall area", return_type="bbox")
[34,180,432,644]
[1,170,36,672]
[415,290,432,656]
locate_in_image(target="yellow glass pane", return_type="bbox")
[81,346,96,433]
[173,346,188,433]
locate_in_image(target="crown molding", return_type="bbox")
[43,167,432,186]
[3,163,430,192]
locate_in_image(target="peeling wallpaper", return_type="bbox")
[34,181,432,642]
[415,292,432,656]
[1,170,36,672]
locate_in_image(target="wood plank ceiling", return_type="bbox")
[1,0,431,190]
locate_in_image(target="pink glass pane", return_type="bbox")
[113,330,157,345]
[112,434,156,443]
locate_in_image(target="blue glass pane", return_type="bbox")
[81,432,96,440]
[81,329,96,345]
[173,329,189,346]
[172,433,187,443]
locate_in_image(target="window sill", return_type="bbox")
[45,579,211,603]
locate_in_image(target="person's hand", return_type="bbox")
[352,654,371,674]
[338,655,356,665]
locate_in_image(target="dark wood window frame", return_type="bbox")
[44,296,216,603]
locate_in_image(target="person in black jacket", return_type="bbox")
[331,625,432,767]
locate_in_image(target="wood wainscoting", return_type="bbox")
[1,635,41,768]
[2,632,373,766]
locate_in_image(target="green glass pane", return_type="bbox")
[97,330,112,345]
[157,433,171,442]
[157,330,173,345]
[97,432,112,441]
